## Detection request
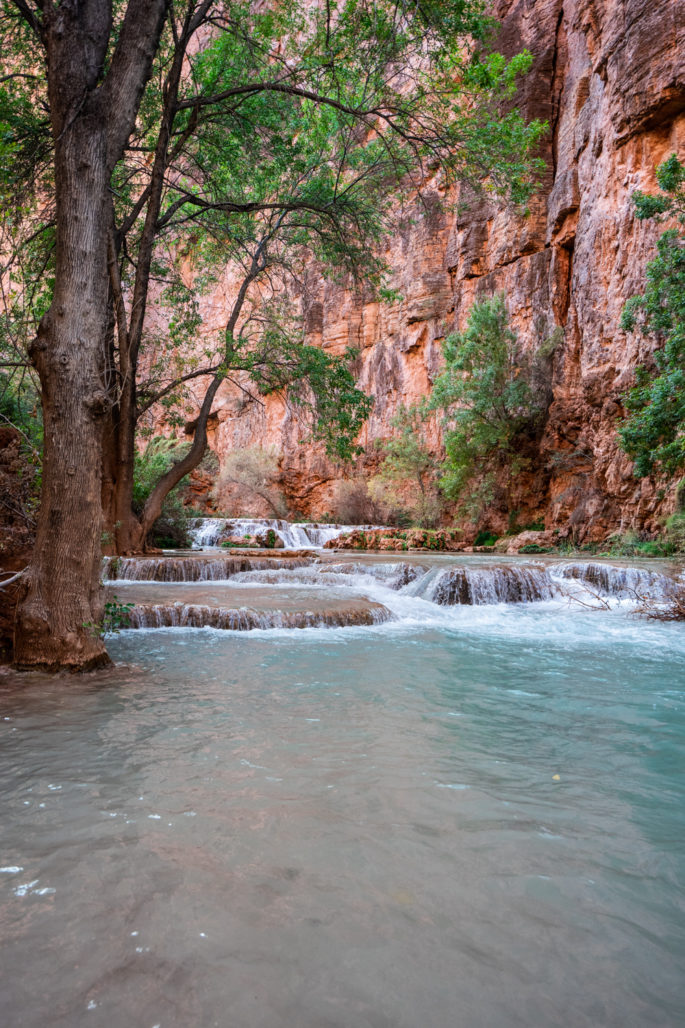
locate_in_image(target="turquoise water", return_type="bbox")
[1,609,684,1027]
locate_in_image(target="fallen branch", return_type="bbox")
[0,568,27,588]
[633,585,685,622]
[560,583,612,611]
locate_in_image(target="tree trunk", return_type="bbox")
[14,110,112,670]
[139,379,221,542]
[12,0,169,670]
[101,403,145,556]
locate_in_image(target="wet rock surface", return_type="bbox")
[103,555,312,582]
[107,581,392,631]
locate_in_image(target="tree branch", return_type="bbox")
[101,0,171,170]
[9,0,43,43]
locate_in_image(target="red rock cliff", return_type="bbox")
[191,0,685,538]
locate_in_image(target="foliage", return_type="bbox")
[133,437,188,510]
[507,511,545,534]
[120,0,543,492]
[84,597,135,638]
[133,437,191,548]
[619,154,685,477]
[598,517,685,559]
[240,332,373,461]
[374,405,443,527]
[605,531,676,559]
[214,446,286,518]
[0,0,547,543]
[0,374,40,449]
[331,479,378,525]
[380,406,438,488]
[430,295,554,516]
[664,512,685,552]
[473,529,499,547]
[366,478,414,527]
[0,372,42,543]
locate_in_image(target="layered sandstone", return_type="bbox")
[188,0,685,541]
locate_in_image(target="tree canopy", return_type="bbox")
[0,0,546,668]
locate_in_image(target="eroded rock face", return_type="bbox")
[192,0,685,540]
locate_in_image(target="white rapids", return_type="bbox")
[187,517,374,549]
[105,537,684,635]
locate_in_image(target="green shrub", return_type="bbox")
[619,154,685,477]
[665,512,685,552]
[474,529,499,547]
[376,406,443,527]
[84,596,135,638]
[518,543,552,553]
[607,531,676,558]
[430,295,556,518]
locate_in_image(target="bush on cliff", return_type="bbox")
[213,447,287,519]
[619,154,685,478]
[375,406,443,527]
[429,295,556,518]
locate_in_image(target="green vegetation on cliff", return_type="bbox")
[429,295,556,519]
[619,154,685,478]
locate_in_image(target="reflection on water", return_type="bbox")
[1,615,685,1027]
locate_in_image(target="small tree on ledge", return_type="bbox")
[429,295,555,520]
[619,154,685,479]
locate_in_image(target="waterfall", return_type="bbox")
[105,546,682,641]
[187,517,374,549]
[126,602,391,630]
[104,556,311,582]
[555,562,678,599]
[413,565,556,605]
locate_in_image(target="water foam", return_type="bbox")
[104,555,310,582]
[188,517,375,549]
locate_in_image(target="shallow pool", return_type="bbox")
[1,607,684,1027]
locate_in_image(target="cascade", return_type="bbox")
[188,517,376,549]
[556,562,678,599]
[104,529,683,636]
[127,602,391,630]
[230,561,429,591]
[421,565,556,605]
[313,562,429,589]
[104,555,310,582]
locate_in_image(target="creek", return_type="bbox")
[1,519,684,1027]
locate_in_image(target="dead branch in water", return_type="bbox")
[560,584,612,611]
[633,585,685,622]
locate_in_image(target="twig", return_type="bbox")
[0,568,27,588]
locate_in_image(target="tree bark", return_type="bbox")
[139,378,221,542]
[101,10,195,557]
[13,0,169,670]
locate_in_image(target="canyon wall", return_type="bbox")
[190,0,685,539]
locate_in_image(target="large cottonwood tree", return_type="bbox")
[5,0,171,670]
[2,0,544,670]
